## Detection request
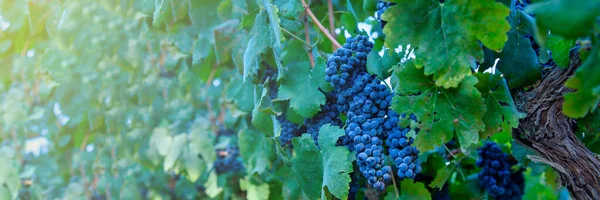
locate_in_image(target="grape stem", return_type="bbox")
[327,0,336,51]
[387,156,400,198]
[300,0,342,50]
[303,15,316,67]
[281,27,312,47]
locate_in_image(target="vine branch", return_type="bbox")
[327,0,336,51]
[327,0,336,52]
[300,0,342,50]
[304,15,316,67]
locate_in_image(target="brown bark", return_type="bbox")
[513,48,600,200]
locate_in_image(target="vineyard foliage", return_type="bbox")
[0,0,598,199]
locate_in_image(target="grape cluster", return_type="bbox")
[325,36,371,93]
[325,35,422,190]
[277,115,305,148]
[375,1,396,28]
[476,142,525,200]
[386,111,422,180]
[304,91,343,146]
[214,146,245,174]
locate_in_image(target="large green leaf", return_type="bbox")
[490,31,541,88]
[563,44,600,118]
[277,60,327,118]
[240,177,271,200]
[527,0,600,39]
[150,127,172,156]
[243,11,272,82]
[164,134,187,171]
[393,60,485,152]
[399,180,431,200]
[238,129,275,174]
[429,163,456,189]
[291,125,353,200]
[474,73,524,139]
[383,0,510,88]
[225,77,255,113]
[546,34,575,68]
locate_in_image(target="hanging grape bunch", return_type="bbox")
[476,142,525,199]
[213,145,245,174]
[322,35,421,190]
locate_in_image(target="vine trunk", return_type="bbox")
[513,49,600,200]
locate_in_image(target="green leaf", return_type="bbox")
[399,179,431,200]
[527,0,600,39]
[273,0,301,19]
[225,77,255,113]
[252,86,275,136]
[393,61,485,152]
[183,147,206,182]
[381,49,401,79]
[243,11,272,82]
[563,44,600,118]
[239,129,275,174]
[546,34,575,68]
[429,163,455,189]
[474,73,524,139]
[277,61,326,118]
[363,0,377,12]
[204,172,223,198]
[262,0,283,45]
[150,127,172,156]
[384,0,510,88]
[189,120,217,164]
[492,31,541,88]
[240,177,271,200]
[291,125,353,200]
[367,50,384,78]
[258,81,282,115]
[164,134,187,171]
[0,156,19,199]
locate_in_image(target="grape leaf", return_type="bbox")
[400,180,431,200]
[546,34,575,68]
[262,0,283,45]
[183,147,206,182]
[258,81,282,115]
[291,125,353,200]
[491,31,541,88]
[277,61,326,118]
[150,127,172,156]
[474,73,524,139]
[393,60,485,152]
[563,44,600,118]
[204,172,223,198]
[240,177,271,200]
[164,134,187,171]
[0,157,19,199]
[383,0,510,88]
[225,77,255,113]
[243,11,272,82]
[429,163,455,189]
[527,0,600,39]
[238,128,275,174]
[367,50,384,78]
[273,0,302,19]
[253,85,275,135]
